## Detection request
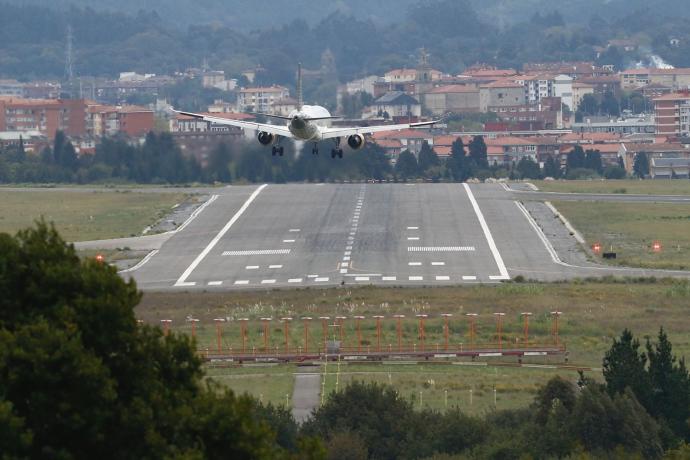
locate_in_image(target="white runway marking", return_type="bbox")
[340,269,348,274]
[246,265,259,270]
[224,249,291,256]
[235,280,250,285]
[407,226,419,230]
[288,278,303,283]
[174,184,268,287]
[346,246,353,250]
[462,275,477,281]
[315,277,329,282]
[269,265,283,269]
[382,276,397,281]
[463,183,510,280]
[344,251,351,256]
[283,239,296,243]
[408,246,475,252]
[118,249,159,274]
[409,276,423,281]
[408,262,422,266]
[261,279,276,284]
[436,276,450,281]
[407,237,420,241]
[431,262,446,266]
[289,229,301,232]
[307,274,319,278]
[207,281,223,286]
[355,276,370,281]
[343,256,351,261]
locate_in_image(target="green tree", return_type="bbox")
[446,137,468,181]
[417,141,439,173]
[516,156,541,179]
[468,135,489,169]
[207,142,233,182]
[543,154,561,178]
[603,329,651,407]
[0,222,318,458]
[533,376,577,425]
[566,145,586,171]
[584,149,603,174]
[646,328,690,441]
[395,150,418,180]
[604,164,626,179]
[634,152,650,178]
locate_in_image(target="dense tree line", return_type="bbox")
[1,132,636,184]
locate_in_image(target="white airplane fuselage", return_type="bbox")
[287,105,332,141]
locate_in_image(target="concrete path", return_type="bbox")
[291,366,321,424]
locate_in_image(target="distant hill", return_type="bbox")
[4,0,690,30]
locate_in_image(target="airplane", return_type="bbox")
[174,64,440,159]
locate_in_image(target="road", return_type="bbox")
[125,183,690,291]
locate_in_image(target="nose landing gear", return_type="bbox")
[330,137,343,159]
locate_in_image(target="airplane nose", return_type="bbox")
[292,116,305,129]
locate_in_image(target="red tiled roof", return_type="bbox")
[433,135,457,146]
[559,132,622,143]
[480,79,523,89]
[371,128,433,140]
[434,145,451,156]
[176,112,255,121]
[427,85,478,94]
[375,139,403,148]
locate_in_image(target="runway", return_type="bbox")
[130,183,690,290]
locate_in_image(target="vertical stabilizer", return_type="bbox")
[297,63,303,110]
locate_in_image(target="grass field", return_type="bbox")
[531,179,690,195]
[552,200,690,270]
[139,282,690,410]
[0,190,191,241]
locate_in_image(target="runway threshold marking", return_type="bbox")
[224,249,291,256]
[462,275,478,281]
[463,183,510,280]
[174,184,268,287]
[408,246,475,252]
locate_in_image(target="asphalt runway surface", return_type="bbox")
[128,183,690,291]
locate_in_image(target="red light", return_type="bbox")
[652,241,662,253]
[95,254,104,263]
[592,243,601,254]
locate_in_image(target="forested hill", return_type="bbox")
[5,0,690,30]
[3,0,690,82]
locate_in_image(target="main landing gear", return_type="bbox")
[330,137,343,159]
[271,145,284,156]
[312,142,319,155]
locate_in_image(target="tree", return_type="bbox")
[634,152,650,178]
[603,329,651,408]
[302,382,415,460]
[584,149,603,174]
[566,145,586,171]
[516,156,541,179]
[543,155,561,178]
[417,141,439,173]
[533,376,577,425]
[468,135,489,169]
[447,137,468,181]
[604,165,626,179]
[0,222,317,458]
[207,142,233,182]
[646,328,690,440]
[395,150,418,180]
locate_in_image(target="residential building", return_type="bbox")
[422,85,479,115]
[572,82,595,111]
[619,142,690,173]
[270,98,298,117]
[479,80,524,111]
[202,71,237,91]
[621,68,690,90]
[86,104,155,138]
[522,62,613,80]
[654,92,690,138]
[554,75,574,110]
[490,97,563,130]
[0,80,24,97]
[572,115,655,134]
[650,157,690,178]
[371,129,434,155]
[0,97,87,140]
[369,92,421,121]
[237,86,290,112]
[0,130,48,153]
[170,112,255,133]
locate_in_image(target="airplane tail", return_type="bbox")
[296,63,303,110]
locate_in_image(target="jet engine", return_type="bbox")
[257,131,276,145]
[347,134,365,150]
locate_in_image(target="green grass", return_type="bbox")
[0,190,192,241]
[205,365,296,407]
[531,179,690,196]
[140,282,690,411]
[552,201,690,270]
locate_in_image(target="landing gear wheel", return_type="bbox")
[331,149,337,159]
[312,148,319,155]
[338,149,343,159]
[271,146,277,156]
[278,146,284,156]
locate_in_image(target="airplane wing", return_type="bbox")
[174,110,293,138]
[320,119,439,140]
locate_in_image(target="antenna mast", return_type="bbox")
[65,25,74,83]
[296,63,303,110]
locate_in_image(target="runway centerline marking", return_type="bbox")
[246,265,259,270]
[408,262,422,266]
[462,275,477,281]
[315,277,329,282]
[382,276,397,281]
[409,276,423,281]
[288,278,303,283]
[208,281,223,286]
[283,239,296,243]
[235,280,250,285]
[407,226,419,230]
[431,261,446,266]
[289,229,301,232]
[224,249,291,256]
[261,279,276,284]
[269,264,283,269]
[355,276,370,281]
[407,237,420,241]
[174,184,268,287]
[436,276,450,281]
[463,183,510,280]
